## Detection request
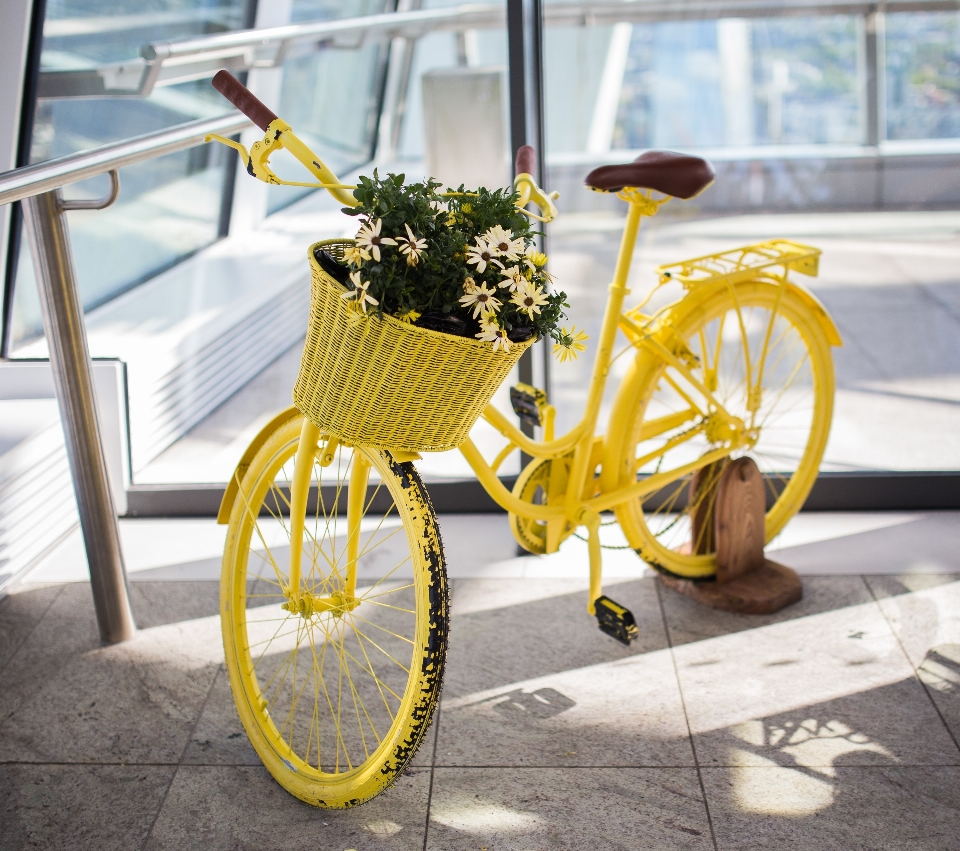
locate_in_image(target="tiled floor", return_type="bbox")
[2,512,959,849]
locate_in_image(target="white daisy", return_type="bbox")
[510,281,550,318]
[341,270,379,313]
[355,218,396,262]
[483,225,524,261]
[465,238,502,274]
[396,223,427,267]
[497,265,528,293]
[458,282,501,319]
[476,319,512,352]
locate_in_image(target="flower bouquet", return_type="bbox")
[293,172,585,453]
[318,171,585,359]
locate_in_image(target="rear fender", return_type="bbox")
[684,276,842,348]
[784,280,842,347]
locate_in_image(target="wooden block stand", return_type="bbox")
[659,456,803,614]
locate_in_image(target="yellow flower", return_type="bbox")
[553,326,588,363]
[525,248,548,267]
[397,309,421,324]
[396,222,427,267]
[476,319,512,352]
[341,270,379,313]
[458,282,502,319]
[355,218,396,262]
[510,282,549,318]
[462,276,477,293]
[342,244,370,266]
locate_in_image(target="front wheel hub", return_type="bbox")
[281,590,358,619]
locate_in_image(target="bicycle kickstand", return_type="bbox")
[582,509,639,645]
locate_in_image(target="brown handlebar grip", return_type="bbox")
[515,145,536,177]
[212,70,278,132]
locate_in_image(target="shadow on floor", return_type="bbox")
[1,571,959,850]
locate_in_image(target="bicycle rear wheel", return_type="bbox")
[221,414,448,807]
[609,279,835,579]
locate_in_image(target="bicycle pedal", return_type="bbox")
[594,595,639,645]
[510,383,547,427]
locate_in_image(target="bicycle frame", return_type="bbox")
[213,118,836,614]
[458,190,734,523]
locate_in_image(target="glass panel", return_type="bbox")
[378,0,514,481]
[8,0,250,350]
[542,4,960,475]
[886,11,960,141]
[746,16,861,146]
[266,0,392,214]
[545,12,862,157]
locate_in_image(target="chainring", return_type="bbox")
[508,456,573,554]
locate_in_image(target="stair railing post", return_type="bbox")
[21,181,136,644]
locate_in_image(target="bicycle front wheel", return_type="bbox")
[221,414,448,807]
[608,279,835,579]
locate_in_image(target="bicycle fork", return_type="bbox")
[282,419,363,618]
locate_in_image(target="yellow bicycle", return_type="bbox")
[208,72,840,807]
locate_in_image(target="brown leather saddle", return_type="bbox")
[584,151,715,199]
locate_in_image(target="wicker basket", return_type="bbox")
[293,239,533,453]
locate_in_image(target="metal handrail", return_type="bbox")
[144,5,499,60]
[36,0,960,99]
[1,111,253,644]
[0,113,251,206]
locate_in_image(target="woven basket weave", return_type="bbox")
[293,239,533,453]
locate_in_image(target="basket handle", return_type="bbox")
[213,70,278,132]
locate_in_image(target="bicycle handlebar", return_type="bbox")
[515,145,536,177]
[213,71,278,132]
[208,70,557,220]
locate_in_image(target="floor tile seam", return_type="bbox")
[0,583,67,680]
[5,760,958,769]
[0,760,181,767]
[862,574,960,758]
[655,579,720,851]
[422,702,441,851]
[139,661,224,851]
[697,763,960,769]
[429,764,726,770]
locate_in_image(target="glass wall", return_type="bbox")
[266,0,393,213]
[541,5,960,474]
[6,2,959,484]
[886,12,960,141]
[8,0,252,350]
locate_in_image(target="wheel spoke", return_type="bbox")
[622,286,830,575]
[222,417,447,802]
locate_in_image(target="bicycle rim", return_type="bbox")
[612,280,835,578]
[221,415,448,807]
